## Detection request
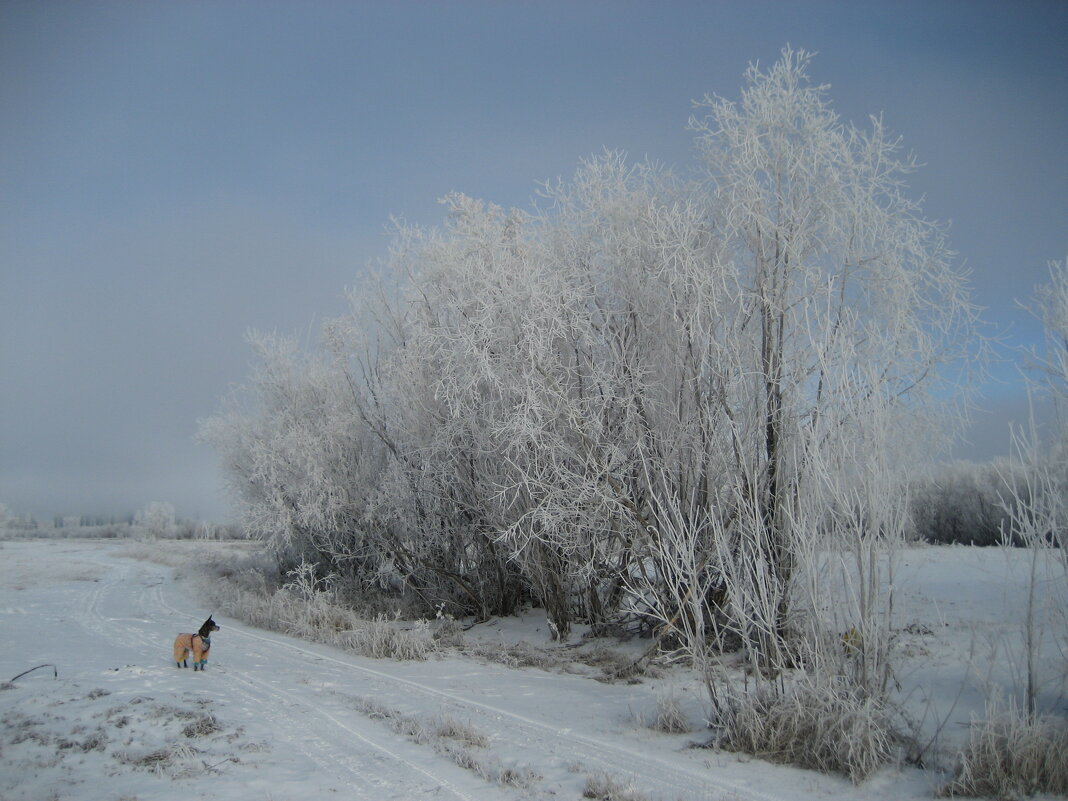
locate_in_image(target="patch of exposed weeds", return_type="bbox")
[582,772,651,801]
[466,639,571,672]
[0,681,251,791]
[349,694,539,790]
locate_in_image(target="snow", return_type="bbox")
[0,539,1064,801]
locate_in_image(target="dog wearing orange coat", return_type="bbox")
[173,615,220,671]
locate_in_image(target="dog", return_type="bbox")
[173,615,220,671]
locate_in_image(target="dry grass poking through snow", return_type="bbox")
[126,539,666,682]
[652,690,692,734]
[582,772,651,801]
[349,695,538,789]
[0,677,253,796]
[116,741,203,778]
[939,707,1068,798]
[465,639,660,685]
[623,689,695,735]
[343,614,437,661]
[433,712,490,749]
[716,676,898,783]
[128,541,443,662]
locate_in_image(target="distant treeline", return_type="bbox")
[909,459,1032,546]
[0,518,243,540]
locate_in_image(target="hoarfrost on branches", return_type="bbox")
[202,48,986,691]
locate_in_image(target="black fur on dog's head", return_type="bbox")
[197,615,220,638]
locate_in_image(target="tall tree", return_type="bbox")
[686,47,983,666]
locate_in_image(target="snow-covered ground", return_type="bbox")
[0,539,1064,801]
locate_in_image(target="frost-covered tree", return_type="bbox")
[199,331,410,606]
[995,257,1068,719]
[1026,256,1068,434]
[1001,256,1068,562]
[674,47,982,672]
[487,158,721,638]
[137,501,176,537]
[345,202,537,620]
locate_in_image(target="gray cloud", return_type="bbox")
[2,1,1065,521]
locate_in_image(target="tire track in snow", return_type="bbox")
[219,664,476,801]
[71,555,132,638]
[216,667,395,801]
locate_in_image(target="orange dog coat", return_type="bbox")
[173,632,211,668]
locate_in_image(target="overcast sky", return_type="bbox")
[2,1,1066,523]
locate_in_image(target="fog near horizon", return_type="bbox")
[2,1,1066,523]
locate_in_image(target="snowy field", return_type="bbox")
[0,538,1064,801]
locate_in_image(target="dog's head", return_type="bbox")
[199,615,220,637]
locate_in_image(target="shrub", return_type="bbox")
[717,676,897,782]
[345,615,436,661]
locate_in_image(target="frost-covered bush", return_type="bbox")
[136,501,177,537]
[202,48,983,687]
[717,676,899,783]
[345,615,436,661]
[908,460,1024,546]
[940,706,1068,799]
